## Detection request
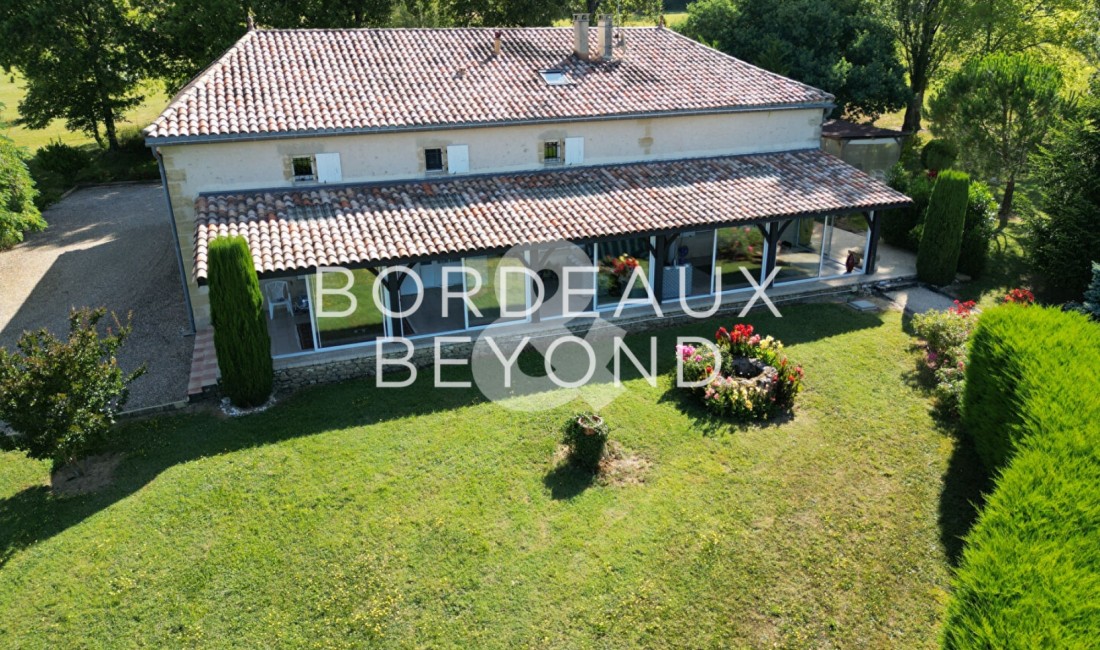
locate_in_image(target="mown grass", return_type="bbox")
[0,72,167,152]
[0,304,966,647]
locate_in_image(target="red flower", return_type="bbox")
[716,326,729,342]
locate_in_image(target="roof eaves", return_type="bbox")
[145,101,837,146]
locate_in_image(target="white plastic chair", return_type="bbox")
[264,281,292,319]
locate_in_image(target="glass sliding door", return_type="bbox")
[397,260,466,337]
[774,217,827,283]
[313,268,388,348]
[821,214,869,274]
[595,237,652,308]
[662,229,715,300]
[465,253,529,328]
[714,225,764,292]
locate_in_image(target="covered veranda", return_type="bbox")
[192,149,912,360]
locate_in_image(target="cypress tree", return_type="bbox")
[207,236,273,407]
[916,170,970,286]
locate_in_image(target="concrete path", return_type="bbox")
[885,286,959,315]
[0,183,193,410]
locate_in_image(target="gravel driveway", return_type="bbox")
[0,183,193,410]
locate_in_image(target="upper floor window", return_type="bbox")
[425,148,444,173]
[290,153,342,184]
[292,156,316,182]
[543,141,561,164]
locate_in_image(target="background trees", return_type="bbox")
[680,0,909,120]
[1026,78,1100,302]
[929,53,1064,223]
[0,0,153,150]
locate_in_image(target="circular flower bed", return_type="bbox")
[677,324,804,420]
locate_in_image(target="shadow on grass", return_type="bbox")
[0,302,884,566]
[0,372,488,567]
[542,461,596,500]
[937,427,991,566]
[657,385,796,437]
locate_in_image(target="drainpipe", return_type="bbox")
[153,146,197,335]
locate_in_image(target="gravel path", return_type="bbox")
[0,183,193,410]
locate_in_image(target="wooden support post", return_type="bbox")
[762,220,782,280]
[864,211,880,275]
[386,269,403,336]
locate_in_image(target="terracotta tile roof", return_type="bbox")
[193,149,910,281]
[147,27,833,141]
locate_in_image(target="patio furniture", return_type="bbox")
[264,281,292,319]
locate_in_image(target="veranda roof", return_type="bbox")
[192,149,911,282]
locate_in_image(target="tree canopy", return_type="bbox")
[0,0,152,150]
[1027,78,1100,302]
[679,0,910,121]
[929,52,1064,222]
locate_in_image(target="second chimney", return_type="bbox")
[596,14,613,61]
[572,14,589,58]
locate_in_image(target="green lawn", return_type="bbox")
[0,303,973,647]
[0,72,167,151]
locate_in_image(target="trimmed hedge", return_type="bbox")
[945,306,1100,648]
[962,305,1100,471]
[917,170,970,285]
[208,236,273,407]
[921,138,958,171]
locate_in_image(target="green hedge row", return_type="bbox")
[945,306,1100,648]
[962,305,1100,471]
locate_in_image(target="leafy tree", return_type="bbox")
[961,0,1088,57]
[208,236,273,407]
[929,53,1063,225]
[889,0,967,133]
[0,0,152,150]
[0,137,44,249]
[917,169,970,285]
[679,0,909,121]
[445,0,569,26]
[0,308,145,467]
[144,0,399,92]
[1027,78,1100,302]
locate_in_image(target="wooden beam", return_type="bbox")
[653,234,667,303]
[864,211,880,275]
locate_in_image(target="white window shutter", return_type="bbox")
[315,153,342,183]
[447,145,469,174]
[564,137,584,165]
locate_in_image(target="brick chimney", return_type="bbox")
[596,14,613,61]
[572,14,589,58]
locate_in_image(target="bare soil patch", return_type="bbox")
[50,453,123,496]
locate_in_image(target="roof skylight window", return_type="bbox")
[540,69,570,86]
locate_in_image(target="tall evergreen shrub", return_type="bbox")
[956,181,997,278]
[208,236,273,407]
[916,170,969,285]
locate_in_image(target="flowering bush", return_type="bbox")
[912,300,978,416]
[606,254,639,280]
[678,324,803,421]
[1001,288,1035,305]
